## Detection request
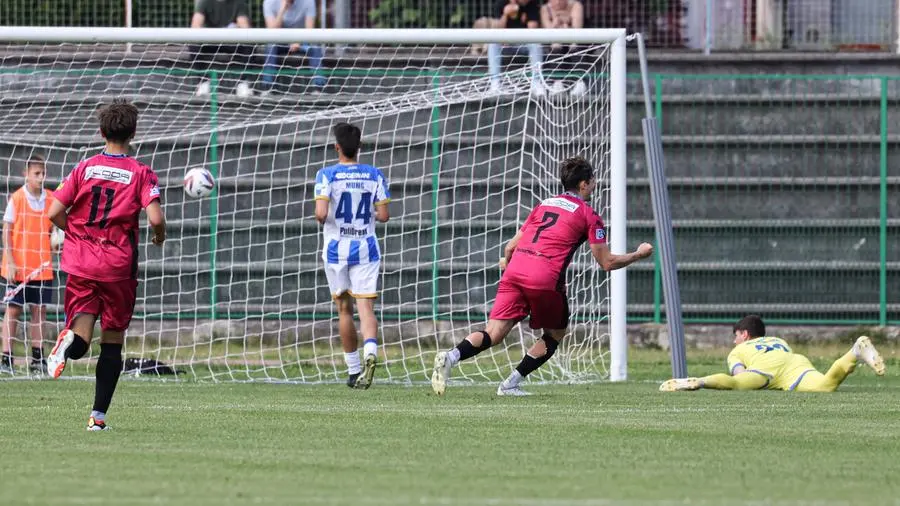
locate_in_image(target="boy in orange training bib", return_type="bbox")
[1,155,56,375]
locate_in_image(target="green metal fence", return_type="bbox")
[633,73,898,326]
[0,65,897,326]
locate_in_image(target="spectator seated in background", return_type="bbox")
[540,0,587,97]
[260,0,326,95]
[470,16,498,57]
[190,0,254,98]
[489,0,545,97]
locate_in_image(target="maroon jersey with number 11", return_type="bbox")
[503,192,607,291]
[54,152,161,282]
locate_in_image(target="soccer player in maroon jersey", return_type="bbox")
[45,100,166,431]
[431,156,653,396]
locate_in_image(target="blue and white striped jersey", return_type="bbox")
[314,163,391,265]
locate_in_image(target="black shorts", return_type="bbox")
[2,278,54,307]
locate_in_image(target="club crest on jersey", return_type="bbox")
[595,228,606,241]
[85,165,133,184]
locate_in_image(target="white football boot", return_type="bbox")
[497,383,532,396]
[659,377,703,392]
[47,329,74,379]
[853,336,885,376]
[431,351,452,396]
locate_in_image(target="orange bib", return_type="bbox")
[1,187,54,282]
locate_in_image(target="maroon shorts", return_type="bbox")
[489,278,570,330]
[64,274,138,332]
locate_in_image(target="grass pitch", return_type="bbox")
[2,348,899,506]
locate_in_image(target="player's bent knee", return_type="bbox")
[334,293,354,313]
[484,319,516,343]
[68,312,97,339]
[475,330,493,351]
[99,332,125,345]
[541,333,560,357]
[355,298,376,313]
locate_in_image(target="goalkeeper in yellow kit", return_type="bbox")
[660,315,885,392]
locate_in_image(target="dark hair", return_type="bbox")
[333,122,362,159]
[25,154,46,170]
[559,156,594,191]
[733,314,766,338]
[97,99,139,143]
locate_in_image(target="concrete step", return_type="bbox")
[6,172,895,226]
[142,218,900,266]
[2,127,895,186]
[125,258,900,308]
[123,302,900,319]
[5,92,900,142]
[627,266,900,310]
[138,177,896,223]
[13,135,896,183]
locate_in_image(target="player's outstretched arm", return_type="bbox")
[146,200,166,246]
[47,198,67,231]
[590,242,653,272]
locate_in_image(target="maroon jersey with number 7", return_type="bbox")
[54,152,161,282]
[503,192,607,291]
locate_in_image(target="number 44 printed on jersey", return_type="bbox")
[314,163,390,264]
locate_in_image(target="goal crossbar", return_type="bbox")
[0,27,627,45]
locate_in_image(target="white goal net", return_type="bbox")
[0,28,627,383]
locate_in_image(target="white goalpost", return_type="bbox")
[0,27,628,383]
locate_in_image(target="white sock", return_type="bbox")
[447,348,461,366]
[90,410,105,422]
[344,351,361,375]
[502,370,523,388]
[363,338,377,358]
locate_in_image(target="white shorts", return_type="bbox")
[324,262,380,299]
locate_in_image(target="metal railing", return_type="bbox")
[1,1,898,52]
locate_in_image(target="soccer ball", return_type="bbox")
[183,168,215,198]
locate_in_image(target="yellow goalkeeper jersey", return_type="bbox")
[726,337,816,391]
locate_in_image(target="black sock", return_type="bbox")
[455,331,492,362]
[31,347,43,361]
[515,335,559,378]
[92,343,123,415]
[455,339,478,361]
[515,355,545,378]
[1,353,11,366]
[65,334,89,360]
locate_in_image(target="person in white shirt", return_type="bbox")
[540,0,588,97]
[261,0,326,94]
[190,0,255,98]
